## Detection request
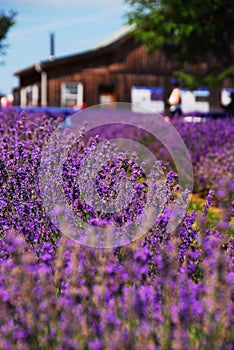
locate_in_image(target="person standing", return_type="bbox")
[168,78,182,118]
[222,92,234,116]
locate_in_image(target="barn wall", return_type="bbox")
[15,33,234,110]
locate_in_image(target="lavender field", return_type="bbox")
[0,107,233,349]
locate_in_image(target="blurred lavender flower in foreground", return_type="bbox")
[0,108,233,349]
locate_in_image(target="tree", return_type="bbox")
[0,10,17,60]
[125,0,234,88]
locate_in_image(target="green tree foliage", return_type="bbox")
[125,0,234,88]
[0,10,17,59]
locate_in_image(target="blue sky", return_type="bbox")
[0,0,130,95]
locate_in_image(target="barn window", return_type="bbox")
[61,82,83,108]
[20,84,38,107]
[98,83,115,104]
[194,88,210,102]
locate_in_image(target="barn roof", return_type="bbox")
[14,24,136,77]
[91,24,136,50]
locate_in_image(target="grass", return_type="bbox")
[189,193,234,237]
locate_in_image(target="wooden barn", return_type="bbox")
[13,25,234,113]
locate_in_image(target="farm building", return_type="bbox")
[13,25,234,113]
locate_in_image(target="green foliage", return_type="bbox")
[0,10,17,59]
[125,0,234,87]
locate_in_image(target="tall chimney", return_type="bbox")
[50,32,55,61]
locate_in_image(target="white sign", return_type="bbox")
[131,86,164,113]
[181,88,210,113]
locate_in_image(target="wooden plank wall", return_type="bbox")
[18,33,234,109]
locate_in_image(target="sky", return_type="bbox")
[0,0,131,95]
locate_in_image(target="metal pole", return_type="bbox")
[41,71,47,106]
